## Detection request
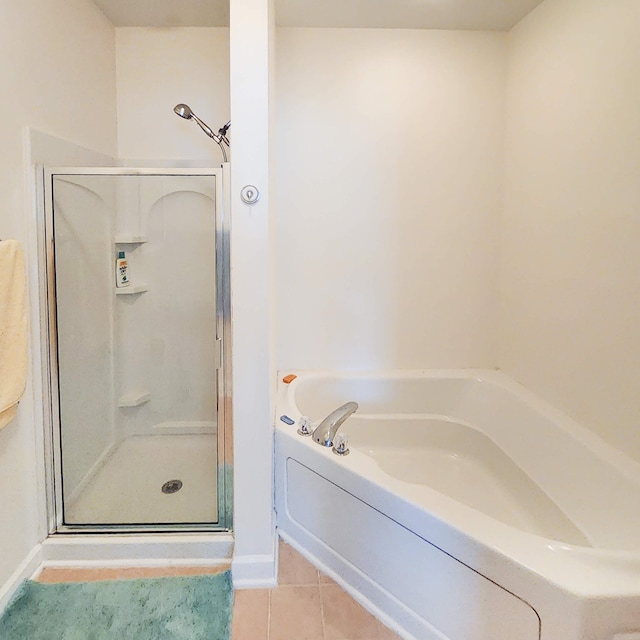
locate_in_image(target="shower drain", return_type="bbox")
[161,479,183,494]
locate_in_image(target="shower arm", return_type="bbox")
[191,114,228,162]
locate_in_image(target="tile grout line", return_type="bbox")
[267,587,272,640]
[317,569,327,640]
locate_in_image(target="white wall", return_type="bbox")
[0,0,116,593]
[500,0,640,460]
[276,29,506,370]
[230,0,277,585]
[115,28,230,163]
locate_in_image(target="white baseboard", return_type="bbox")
[0,545,43,614]
[232,552,277,589]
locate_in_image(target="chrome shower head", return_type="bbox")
[173,103,218,139]
[173,103,228,162]
[173,103,194,119]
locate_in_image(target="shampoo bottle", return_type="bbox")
[115,251,130,288]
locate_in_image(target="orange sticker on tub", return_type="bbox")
[282,374,297,384]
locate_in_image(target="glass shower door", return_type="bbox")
[47,168,228,530]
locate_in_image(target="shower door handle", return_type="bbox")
[214,338,223,369]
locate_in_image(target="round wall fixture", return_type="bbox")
[162,479,183,494]
[241,185,260,204]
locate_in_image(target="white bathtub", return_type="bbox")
[274,370,640,640]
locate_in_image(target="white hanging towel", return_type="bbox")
[0,240,28,431]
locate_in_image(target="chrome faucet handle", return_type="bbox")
[332,433,350,456]
[297,416,313,437]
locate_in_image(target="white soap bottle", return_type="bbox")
[115,250,130,288]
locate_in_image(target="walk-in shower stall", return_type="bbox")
[42,167,231,535]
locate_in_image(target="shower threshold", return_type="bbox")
[40,532,234,569]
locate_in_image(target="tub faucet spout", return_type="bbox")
[312,402,359,447]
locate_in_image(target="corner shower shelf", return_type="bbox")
[118,391,151,408]
[115,284,149,296]
[114,235,148,244]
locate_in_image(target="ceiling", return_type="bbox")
[276,0,546,31]
[92,0,229,28]
[92,0,545,30]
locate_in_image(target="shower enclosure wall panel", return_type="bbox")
[113,177,218,440]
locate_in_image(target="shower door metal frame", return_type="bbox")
[41,166,232,534]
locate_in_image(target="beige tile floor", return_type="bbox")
[35,539,401,640]
[232,540,401,640]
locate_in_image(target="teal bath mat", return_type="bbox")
[0,571,233,639]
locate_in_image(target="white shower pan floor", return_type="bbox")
[64,434,218,526]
